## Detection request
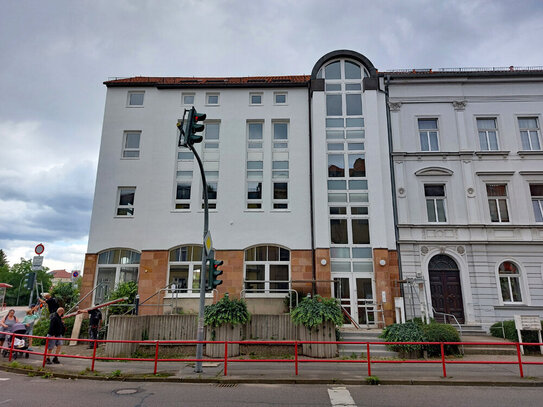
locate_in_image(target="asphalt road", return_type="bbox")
[0,371,542,407]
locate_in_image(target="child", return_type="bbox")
[22,307,40,350]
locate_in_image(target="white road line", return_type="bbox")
[328,386,357,407]
[0,399,12,404]
[0,379,10,381]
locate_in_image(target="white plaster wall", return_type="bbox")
[88,86,312,253]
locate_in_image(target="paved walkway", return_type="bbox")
[2,344,543,386]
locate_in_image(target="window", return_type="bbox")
[273,122,288,149]
[244,245,290,294]
[477,118,499,151]
[250,93,262,105]
[206,93,219,105]
[168,245,203,296]
[175,182,191,209]
[418,118,439,151]
[248,122,263,149]
[116,187,135,216]
[122,131,141,158]
[424,184,447,222]
[182,93,195,105]
[518,117,541,150]
[202,123,220,209]
[175,149,194,210]
[530,184,543,222]
[486,184,509,222]
[127,91,144,106]
[498,261,522,303]
[95,249,140,304]
[274,92,287,105]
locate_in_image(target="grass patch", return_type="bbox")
[108,369,122,378]
[365,375,380,385]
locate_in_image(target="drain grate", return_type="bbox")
[216,383,238,388]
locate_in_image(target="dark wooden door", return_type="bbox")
[429,270,465,323]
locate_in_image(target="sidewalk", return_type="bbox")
[2,344,543,386]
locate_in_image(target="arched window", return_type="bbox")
[244,245,290,295]
[168,245,203,296]
[498,261,522,303]
[95,249,140,305]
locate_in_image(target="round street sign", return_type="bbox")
[72,271,79,278]
[35,244,45,255]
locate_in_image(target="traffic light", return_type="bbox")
[178,107,206,147]
[24,272,36,290]
[207,253,223,291]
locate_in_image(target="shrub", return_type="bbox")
[204,293,250,327]
[490,320,543,354]
[50,282,79,310]
[290,295,343,330]
[421,322,460,356]
[107,281,138,315]
[380,321,425,353]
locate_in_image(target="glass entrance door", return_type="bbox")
[334,274,375,326]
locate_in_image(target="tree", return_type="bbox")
[51,281,79,310]
[0,258,53,306]
[0,249,8,268]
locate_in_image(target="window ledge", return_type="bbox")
[114,215,134,219]
[171,209,191,213]
[164,294,213,299]
[271,209,291,213]
[126,105,144,108]
[475,150,510,157]
[494,304,543,310]
[518,150,543,156]
[244,209,265,213]
[120,157,140,160]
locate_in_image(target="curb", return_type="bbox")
[1,363,543,387]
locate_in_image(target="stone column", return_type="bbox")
[373,248,400,326]
[138,250,169,315]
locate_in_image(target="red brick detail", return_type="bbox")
[138,250,169,315]
[214,250,244,300]
[373,248,400,326]
[314,248,332,297]
[80,254,98,309]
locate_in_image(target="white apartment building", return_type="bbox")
[81,50,543,329]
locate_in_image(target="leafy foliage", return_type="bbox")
[0,249,8,268]
[107,281,138,315]
[490,320,543,353]
[204,294,250,327]
[290,295,343,330]
[51,282,79,310]
[380,321,425,353]
[31,314,89,345]
[421,322,460,356]
[0,258,52,306]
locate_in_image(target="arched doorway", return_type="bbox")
[428,254,464,323]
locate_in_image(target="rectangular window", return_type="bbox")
[204,123,220,148]
[247,181,262,209]
[330,219,348,244]
[328,155,345,177]
[326,94,343,116]
[346,94,362,116]
[274,92,287,104]
[530,184,543,222]
[206,93,219,105]
[486,184,510,222]
[518,117,541,150]
[127,91,144,106]
[116,187,135,216]
[352,219,370,244]
[182,93,195,105]
[348,154,365,177]
[477,118,499,151]
[273,182,288,209]
[122,131,141,158]
[418,118,439,151]
[175,182,191,209]
[248,122,263,149]
[424,184,447,222]
[250,93,262,105]
[273,122,288,149]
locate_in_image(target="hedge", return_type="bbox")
[490,320,543,354]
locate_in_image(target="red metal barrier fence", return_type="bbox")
[1,332,542,378]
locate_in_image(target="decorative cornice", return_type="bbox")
[415,167,454,176]
[475,171,515,176]
[452,100,467,110]
[388,101,402,111]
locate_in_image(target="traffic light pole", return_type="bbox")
[188,142,209,374]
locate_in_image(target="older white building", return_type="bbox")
[81,50,543,329]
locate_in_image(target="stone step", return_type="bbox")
[338,349,399,358]
[463,346,517,355]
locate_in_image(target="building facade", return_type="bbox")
[82,50,543,329]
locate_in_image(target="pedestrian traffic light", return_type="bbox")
[207,254,223,291]
[24,272,36,290]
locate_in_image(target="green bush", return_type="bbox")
[290,295,343,330]
[380,321,425,353]
[422,322,460,356]
[51,282,79,310]
[490,320,543,354]
[107,281,138,315]
[204,294,250,327]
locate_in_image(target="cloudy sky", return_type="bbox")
[1,0,543,272]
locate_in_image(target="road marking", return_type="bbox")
[0,379,10,381]
[0,399,12,405]
[328,386,357,407]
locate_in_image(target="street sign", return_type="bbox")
[515,315,541,331]
[72,271,79,278]
[35,244,45,255]
[32,256,43,270]
[204,231,213,255]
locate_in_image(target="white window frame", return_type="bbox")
[274,92,288,105]
[116,187,136,217]
[94,249,140,305]
[496,260,525,305]
[486,183,510,223]
[244,245,290,297]
[122,131,141,159]
[418,118,440,152]
[166,245,212,298]
[182,93,195,105]
[249,92,263,105]
[424,184,447,223]
[206,93,220,106]
[517,116,542,151]
[127,91,145,107]
[530,184,543,222]
[476,117,499,151]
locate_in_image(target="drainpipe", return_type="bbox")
[384,75,404,299]
[308,82,316,296]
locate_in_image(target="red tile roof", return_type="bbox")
[50,269,72,279]
[105,75,311,88]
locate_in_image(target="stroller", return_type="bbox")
[2,323,29,359]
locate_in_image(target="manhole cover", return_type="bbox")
[116,389,139,395]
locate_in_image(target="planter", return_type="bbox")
[298,321,337,358]
[205,324,243,357]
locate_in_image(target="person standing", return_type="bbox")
[46,307,65,364]
[39,293,59,314]
[85,308,102,349]
[22,307,40,350]
[0,309,18,348]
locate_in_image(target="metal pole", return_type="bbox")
[189,142,209,374]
